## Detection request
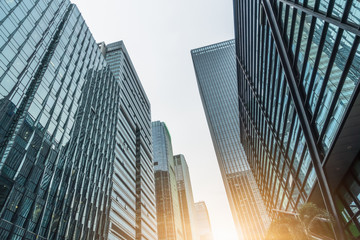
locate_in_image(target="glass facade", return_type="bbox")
[335,152,360,238]
[0,1,156,240]
[191,40,270,239]
[174,154,197,240]
[194,201,213,240]
[102,41,157,240]
[234,0,360,239]
[152,121,183,240]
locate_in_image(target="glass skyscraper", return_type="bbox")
[152,121,183,240]
[234,0,360,239]
[194,201,213,240]
[174,154,197,240]
[191,40,270,239]
[101,41,157,240]
[0,1,156,239]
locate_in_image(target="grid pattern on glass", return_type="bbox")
[0,2,116,239]
[273,0,360,152]
[104,41,156,240]
[234,0,360,239]
[152,121,183,240]
[192,40,270,240]
[0,2,156,240]
[237,16,315,212]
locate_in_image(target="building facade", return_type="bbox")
[191,40,270,239]
[194,202,213,240]
[0,1,156,239]
[234,0,360,239]
[101,41,157,240]
[152,121,183,240]
[174,154,197,240]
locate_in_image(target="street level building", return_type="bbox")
[174,154,197,240]
[152,121,183,240]
[234,0,360,239]
[191,40,270,239]
[0,1,156,239]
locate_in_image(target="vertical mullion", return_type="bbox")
[298,17,316,88]
[293,12,305,79]
[288,7,297,53]
[318,36,360,142]
[283,4,290,38]
[311,0,355,118]
[303,22,330,105]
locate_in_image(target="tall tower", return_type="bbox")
[101,41,157,240]
[0,2,114,239]
[194,202,213,240]
[152,121,183,240]
[174,154,197,240]
[234,0,360,239]
[0,1,156,240]
[191,40,270,239]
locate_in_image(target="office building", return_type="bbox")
[0,1,156,239]
[191,40,270,239]
[152,121,183,240]
[194,202,213,240]
[101,41,157,240]
[174,154,197,240]
[234,0,360,239]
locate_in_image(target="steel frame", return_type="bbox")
[261,0,345,239]
[277,0,360,37]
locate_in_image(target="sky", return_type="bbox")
[70,0,237,239]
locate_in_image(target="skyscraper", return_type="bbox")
[0,1,156,239]
[194,202,213,240]
[100,41,157,240]
[191,40,270,239]
[174,154,197,240]
[152,121,183,240]
[234,1,360,239]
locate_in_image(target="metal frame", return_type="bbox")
[261,1,345,239]
[277,0,360,37]
[236,0,360,238]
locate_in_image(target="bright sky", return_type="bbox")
[70,0,238,239]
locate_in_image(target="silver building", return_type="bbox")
[0,1,156,239]
[191,40,270,239]
[174,154,197,240]
[194,202,213,240]
[100,41,157,240]
[152,121,183,240]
